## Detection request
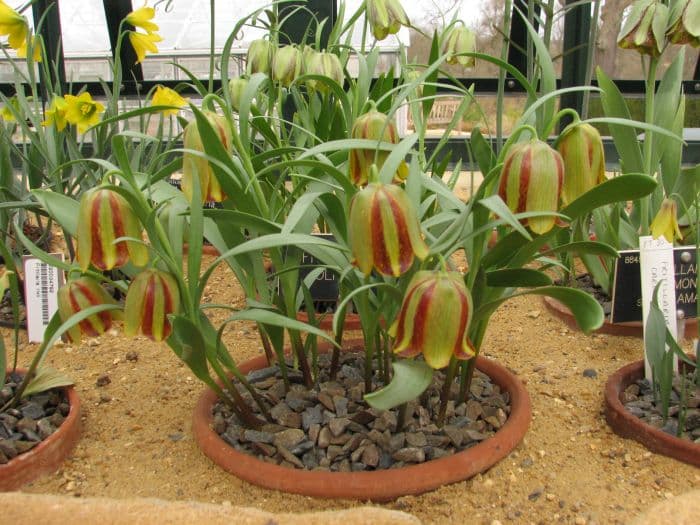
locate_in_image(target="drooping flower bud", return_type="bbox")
[650,198,683,243]
[497,139,564,235]
[366,0,410,41]
[390,270,475,369]
[349,181,428,277]
[246,39,273,75]
[305,51,344,92]
[441,24,476,67]
[556,122,606,206]
[272,45,303,87]
[617,0,669,57]
[349,109,407,186]
[57,276,119,344]
[124,269,180,342]
[666,0,700,47]
[228,77,249,112]
[76,187,148,272]
[182,111,233,204]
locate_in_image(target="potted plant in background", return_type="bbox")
[12,0,662,499]
[543,0,699,339]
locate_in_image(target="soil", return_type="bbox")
[2,256,700,525]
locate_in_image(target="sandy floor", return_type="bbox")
[3,258,699,525]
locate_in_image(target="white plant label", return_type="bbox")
[639,235,678,379]
[23,255,64,343]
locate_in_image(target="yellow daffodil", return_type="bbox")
[150,85,187,116]
[0,0,28,51]
[650,198,683,243]
[126,6,159,34]
[128,30,162,64]
[42,96,68,131]
[63,92,105,133]
[1,95,19,122]
[16,34,41,62]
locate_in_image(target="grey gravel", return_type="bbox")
[212,353,512,471]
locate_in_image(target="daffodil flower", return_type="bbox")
[128,30,162,64]
[650,198,683,243]
[63,92,105,133]
[1,95,20,122]
[0,0,28,51]
[126,6,159,33]
[16,34,41,62]
[42,96,68,131]
[150,85,187,116]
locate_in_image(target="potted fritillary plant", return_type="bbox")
[20,0,660,499]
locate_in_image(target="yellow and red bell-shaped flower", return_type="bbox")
[650,198,683,243]
[305,51,344,92]
[57,276,120,344]
[349,180,428,277]
[556,122,606,206]
[124,269,180,342]
[366,0,410,41]
[617,0,669,57]
[76,187,148,272]
[666,0,700,47]
[228,77,248,112]
[272,45,303,87]
[182,111,232,204]
[390,270,475,370]
[441,24,476,67]
[349,109,407,186]
[246,39,273,75]
[497,139,564,235]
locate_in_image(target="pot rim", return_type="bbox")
[542,296,698,338]
[0,369,82,490]
[604,359,700,467]
[193,341,532,501]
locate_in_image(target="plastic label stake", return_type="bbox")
[639,236,678,380]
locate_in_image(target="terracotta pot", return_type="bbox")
[0,373,82,491]
[604,359,700,467]
[295,311,363,331]
[192,342,531,501]
[542,296,698,338]
[183,243,219,257]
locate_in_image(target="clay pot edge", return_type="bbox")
[604,359,700,467]
[0,372,82,491]
[193,341,531,501]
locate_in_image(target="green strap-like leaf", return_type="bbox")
[32,190,79,238]
[364,359,434,411]
[22,367,74,398]
[562,174,657,221]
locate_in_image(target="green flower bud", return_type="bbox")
[228,77,249,112]
[246,39,273,75]
[441,24,476,67]
[366,0,410,41]
[617,0,669,57]
[349,109,407,186]
[349,181,428,277]
[124,269,180,342]
[556,122,606,206]
[305,51,344,92]
[390,270,475,369]
[666,0,700,47]
[57,276,119,344]
[272,45,303,87]
[76,187,148,272]
[498,140,564,235]
[182,111,233,204]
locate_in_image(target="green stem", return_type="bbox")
[640,57,659,236]
[209,0,216,94]
[437,358,458,427]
